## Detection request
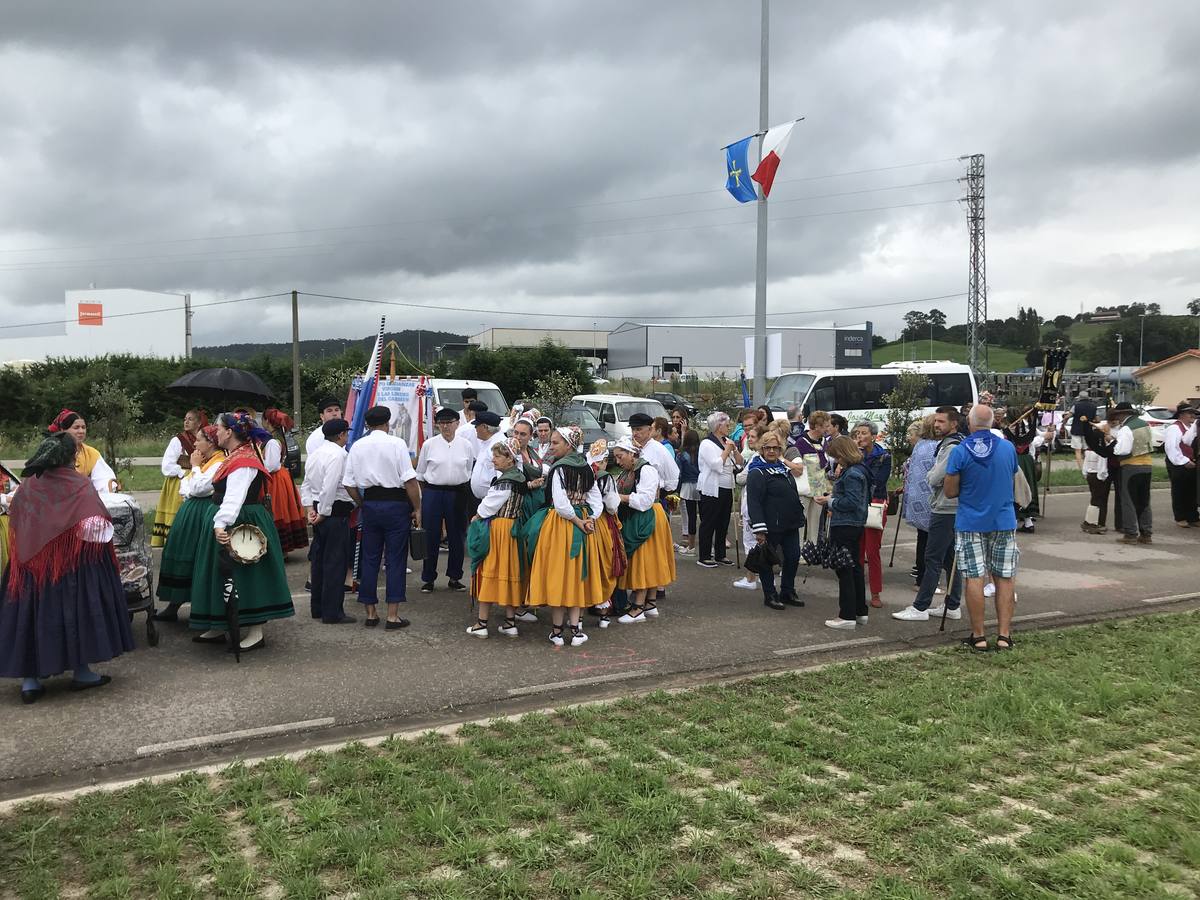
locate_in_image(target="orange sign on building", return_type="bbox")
[77,303,104,326]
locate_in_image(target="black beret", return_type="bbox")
[628,412,654,427]
[365,405,391,426]
[475,411,502,427]
[322,418,349,438]
[316,396,341,413]
[434,407,459,423]
[467,400,489,413]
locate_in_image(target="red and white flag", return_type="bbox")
[751,121,796,198]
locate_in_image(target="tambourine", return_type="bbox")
[227,524,268,565]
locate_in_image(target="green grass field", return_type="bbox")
[872,340,1029,371]
[3,614,1199,899]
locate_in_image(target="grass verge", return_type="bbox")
[3,614,1199,898]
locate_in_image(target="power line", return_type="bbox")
[0,292,290,331]
[0,158,962,257]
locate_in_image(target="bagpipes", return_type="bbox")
[1036,343,1072,514]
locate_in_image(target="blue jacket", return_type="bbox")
[861,444,892,501]
[829,463,869,528]
[676,449,699,485]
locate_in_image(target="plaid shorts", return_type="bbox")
[955,530,1020,579]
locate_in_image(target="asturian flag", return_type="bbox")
[345,318,386,448]
[724,135,758,203]
[750,121,796,197]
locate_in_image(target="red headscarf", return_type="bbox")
[263,408,294,431]
[47,409,80,433]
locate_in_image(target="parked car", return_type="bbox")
[556,404,609,448]
[647,391,697,418]
[572,394,668,440]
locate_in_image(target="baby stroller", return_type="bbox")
[102,492,159,647]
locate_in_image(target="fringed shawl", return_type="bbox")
[6,467,113,591]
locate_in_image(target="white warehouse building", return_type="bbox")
[606,321,874,380]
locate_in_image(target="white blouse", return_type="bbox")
[698,435,736,497]
[626,464,660,512]
[263,439,282,474]
[597,472,621,514]
[213,468,255,530]
[88,455,116,494]
[550,468,602,520]
[181,461,220,499]
[476,481,515,518]
[160,436,185,479]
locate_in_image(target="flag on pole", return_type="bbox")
[739,368,751,407]
[346,318,386,448]
[724,136,758,203]
[751,121,796,197]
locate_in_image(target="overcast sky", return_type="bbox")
[1,1,1198,348]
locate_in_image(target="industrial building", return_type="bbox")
[0,289,189,364]
[605,322,874,380]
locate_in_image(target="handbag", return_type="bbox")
[865,501,886,531]
[793,465,812,498]
[409,526,427,561]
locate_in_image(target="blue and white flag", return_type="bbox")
[725,136,758,203]
[345,318,385,448]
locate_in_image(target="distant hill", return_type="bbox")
[197,329,465,365]
[872,339,1029,371]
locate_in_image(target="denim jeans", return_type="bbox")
[914,512,961,610]
[758,529,800,600]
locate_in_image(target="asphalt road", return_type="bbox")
[3,486,1198,802]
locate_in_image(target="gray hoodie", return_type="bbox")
[926,433,962,514]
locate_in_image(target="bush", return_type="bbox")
[455,339,594,402]
[880,370,931,468]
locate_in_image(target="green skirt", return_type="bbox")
[189,503,294,631]
[157,497,216,605]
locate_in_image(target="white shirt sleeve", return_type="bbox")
[1164,426,1188,466]
[661,443,680,491]
[1185,421,1197,444]
[77,515,114,543]
[550,469,576,519]
[415,441,431,481]
[264,439,282,473]
[187,463,219,498]
[627,465,660,511]
[698,438,722,497]
[214,468,255,529]
[161,436,184,478]
[600,475,621,513]
[470,444,495,499]
[1113,425,1134,457]
[342,446,358,489]
[476,482,509,518]
[90,455,116,494]
[305,427,325,456]
[316,451,346,516]
[394,439,417,484]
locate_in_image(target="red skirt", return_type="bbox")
[267,468,309,553]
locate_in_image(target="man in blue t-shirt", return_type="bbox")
[945,404,1019,652]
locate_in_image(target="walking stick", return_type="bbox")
[888,491,905,567]
[1042,438,1052,518]
[939,551,959,633]
[734,487,742,569]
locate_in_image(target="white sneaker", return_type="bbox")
[498,622,519,637]
[824,618,856,630]
[856,616,869,626]
[570,627,589,646]
[598,615,612,628]
[548,629,565,647]
[514,610,538,623]
[926,605,961,619]
[733,577,758,590]
[674,543,689,553]
[466,623,489,639]
[983,582,996,598]
[891,606,929,621]
[935,587,944,594]
[618,610,646,624]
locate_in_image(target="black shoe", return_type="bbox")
[764,597,786,610]
[586,606,602,616]
[68,675,113,692]
[229,637,266,653]
[153,606,180,622]
[323,616,358,625]
[420,583,434,593]
[364,617,380,628]
[1018,525,1035,534]
[305,581,312,591]
[21,686,45,705]
[716,558,735,567]
[385,618,411,630]
[697,559,718,569]
[447,580,467,593]
[780,594,805,608]
[191,632,227,644]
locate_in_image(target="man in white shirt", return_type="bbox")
[415,407,476,593]
[343,406,422,629]
[469,411,506,517]
[628,412,680,497]
[1164,403,1198,527]
[306,397,344,456]
[300,418,356,625]
[457,388,479,428]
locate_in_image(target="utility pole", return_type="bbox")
[960,154,987,379]
[291,289,301,429]
[751,0,769,405]
[1138,313,1146,368]
[183,292,193,359]
[1115,333,1123,402]
[929,321,934,360]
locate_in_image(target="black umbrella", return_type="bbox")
[168,368,274,402]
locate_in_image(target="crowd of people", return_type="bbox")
[2,386,1196,703]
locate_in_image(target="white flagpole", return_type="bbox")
[752,0,769,406]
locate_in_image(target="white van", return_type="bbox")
[572,393,668,440]
[430,379,512,432]
[765,362,978,426]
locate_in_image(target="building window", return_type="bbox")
[662,356,682,374]
[844,349,862,357]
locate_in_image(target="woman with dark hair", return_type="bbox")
[675,430,700,553]
[815,435,869,630]
[852,420,892,608]
[152,409,205,547]
[0,433,135,703]
[46,408,117,493]
[612,437,676,623]
[262,408,309,554]
[189,413,294,653]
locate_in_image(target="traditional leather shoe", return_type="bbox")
[447,580,467,592]
[229,637,266,653]
[323,616,357,625]
[364,617,380,628]
[21,686,45,704]
[68,675,112,692]
[385,618,411,630]
[191,632,227,644]
[780,594,804,607]
[153,607,180,622]
[764,597,786,610]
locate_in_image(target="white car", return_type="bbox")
[571,393,668,440]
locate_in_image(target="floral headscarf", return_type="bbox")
[556,424,583,450]
[493,437,521,461]
[219,412,272,446]
[199,424,219,445]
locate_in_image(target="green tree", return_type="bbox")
[454,339,594,404]
[88,380,143,469]
[880,370,930,468]
[531,372,582,422]
[1082,317,1195,368]
[901,310,929,341]
[1053,314,1074,330]
[927,308,948,337]
[1187,298,1200,316]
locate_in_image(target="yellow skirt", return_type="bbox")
[595,511,622,603]
[475,517,524,607]
[619,504,677,591]
[528,512,603,609]
[150,477,184,547]
[0,514,9,573]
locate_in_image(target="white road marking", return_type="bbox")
[1141,592,1200,605]
[507,670,651,697]
[984,610,1065,626]
[136,718,336,757]
[774,637,883,656]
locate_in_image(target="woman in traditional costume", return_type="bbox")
[523,424,602,647]
[0,433,135,704]
[589,439,624,627]
[190,413,294,652]
[262,408,309,554]
[0,464,15,574]
[465,439,527,638]
[151,409,205,547]
[611,437,676,624]
[47,409,117,493]
[154,424,226,621]
[510,414,547,516]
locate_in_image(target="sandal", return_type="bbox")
[995,634,1015,651]
[961,634,989,652]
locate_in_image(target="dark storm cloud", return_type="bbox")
[1,1,1198,348]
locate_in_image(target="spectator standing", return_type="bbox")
[697,412,739,568]
[944,404,1019,651]
[786,405,806,446]
[816,436,869,629]
[675,430,700,554]
[1163,403,1199,527]
[1069,391,1098,470]
[902,417,938,588]
[852,421,892,608]
[746,431,805,611]
[733,425,764,591]
[1110,402,1154,544]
